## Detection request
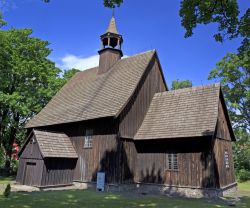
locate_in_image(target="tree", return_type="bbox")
[43,0,123,8]
[233,129,250,181]
[208,50,249,131]
[179,0,241,42]
[62,68,80,83]
[177,0,250,180]
[0,11,6,28]
[171,79,192,90]
[103,0,123,8]
[0,28,63,169]
[179,1,249,128]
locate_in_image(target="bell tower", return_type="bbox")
[98,14,123,74]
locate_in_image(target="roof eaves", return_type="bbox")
[219,87,236,141]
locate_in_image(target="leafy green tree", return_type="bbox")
[103,0,123,8]
[44,0,123,8]
[0,11,6,28]
[178,1,250,179]
[179,0,241,42]
[171,79,192,90]
[62,68,80,83]
[0,28,63,169]
[208,51,249,131]
[233,129,250,181]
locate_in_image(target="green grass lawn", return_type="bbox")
[0,176,15,185]
[0,180,249,208]
[238,181,250,196]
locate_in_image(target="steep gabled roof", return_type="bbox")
[34,130,78,158]
[135,83,221,140]
[26,50,156,128]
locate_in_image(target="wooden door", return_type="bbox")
[24,162,36,186]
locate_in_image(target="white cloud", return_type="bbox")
[59,54,99,71]
[57,53,128,71]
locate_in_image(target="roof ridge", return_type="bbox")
[154,83,220,97]
[34,129,67,135]
[25,49,158,128]
[69,50,156,77]
[77,66,99,74]
[121,49,156,61]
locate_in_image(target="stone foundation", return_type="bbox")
[73,181,237,198]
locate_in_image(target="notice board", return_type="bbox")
[96,172,105,191]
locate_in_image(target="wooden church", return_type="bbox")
[16,15,236,197]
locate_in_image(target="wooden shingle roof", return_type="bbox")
[34,130,78,158]
[26,50,155,128]
[134,83,221,140]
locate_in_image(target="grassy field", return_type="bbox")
[0,178,249,208]
[0,176,15,185]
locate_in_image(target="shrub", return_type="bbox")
[237,169,250,182]
[3,184,11,198]
[10,160,19,175]
[0,146,6,168]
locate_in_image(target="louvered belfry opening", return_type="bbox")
[98,15,123,74]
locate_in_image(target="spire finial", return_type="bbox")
[112,7,115,17]
[106,12,119,34]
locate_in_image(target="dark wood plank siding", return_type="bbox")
[16,159,44,186]
[135,138,216,188]
[213,139,235,187]
[16,135,43,186]
[41,158,76,186]
[213,99,236,188]
[19,136,42,159]
[41,118,120,184]
[119,58,166,138]
[120,139,137,183]
[98,49,121,74]
[216,100,232,141]
[71,134,119,183]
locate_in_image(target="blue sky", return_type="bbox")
[2,0,249,87]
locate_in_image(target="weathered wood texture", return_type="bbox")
[120,139,137,183]
[71,134,119,183]
[119,58,166,138]
[216,100,232,141]
[19,135,42,159]
[213,139,235,188]
[213,99,236,188]
[16,135,44,185]
[16,159,44,186]
[135,138,216,188]
[41,158,76,186]
[41,118,121,183]
[98,48,121,74]
[17,134,77,187]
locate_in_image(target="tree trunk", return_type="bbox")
[4,126,17,171]
[5,111,19,172]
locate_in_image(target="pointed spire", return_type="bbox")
[106,13,119,34]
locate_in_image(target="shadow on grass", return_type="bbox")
[0,190,249,208]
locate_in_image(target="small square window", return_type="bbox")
[167,153,178,170]
[30,137,36,144]
[84,129,93,148]
[224,150,230,169]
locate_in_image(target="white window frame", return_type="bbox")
[167,153,178,170]
[224,150,230,169]
[84,129,93,148]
